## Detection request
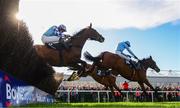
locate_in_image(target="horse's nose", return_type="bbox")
[100,36,105,42]
[156,68,160,72]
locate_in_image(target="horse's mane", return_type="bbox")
[71,28,87,40]
[140,56,151,64]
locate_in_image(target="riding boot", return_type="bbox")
[129,60,137,69]
[58,41,69,49]
[63,42,70,49]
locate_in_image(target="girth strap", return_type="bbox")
[131,69,136,80]
[59,50,64,66]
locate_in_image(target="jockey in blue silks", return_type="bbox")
[42,24,69,49]
[116,41,139,69]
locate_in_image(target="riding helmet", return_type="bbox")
[58,24,67,32]
[125,41,131,47]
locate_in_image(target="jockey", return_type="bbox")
[41,24,69,49]
[116,41,139,69]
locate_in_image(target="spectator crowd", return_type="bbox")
[56,81,180,102]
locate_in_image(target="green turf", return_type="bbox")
[17,102,180,108]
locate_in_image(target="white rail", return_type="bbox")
[56,90,180,102]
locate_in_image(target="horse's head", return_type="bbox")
[142,56,160,72]
[85,23,105,42]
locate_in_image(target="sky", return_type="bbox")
[18,0,180,76]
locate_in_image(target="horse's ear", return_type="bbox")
[150,56,152,59]
[89,23,92,28]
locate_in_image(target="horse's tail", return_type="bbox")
[84,51,102,63]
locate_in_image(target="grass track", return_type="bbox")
[19,102,180,108]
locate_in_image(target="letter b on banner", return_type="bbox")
[6,83,17,100]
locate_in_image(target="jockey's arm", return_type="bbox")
[63,34,71,38]
[53,26,61,36]
[126,47,136,59]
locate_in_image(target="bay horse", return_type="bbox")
[83,51,160,96]
[34,24,104,67]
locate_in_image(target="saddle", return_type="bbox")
[45,35,72,51]
[45,43,64,50]
[125,59,141,70]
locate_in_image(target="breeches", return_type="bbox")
[115,50,131,61]
[42,35,60,44]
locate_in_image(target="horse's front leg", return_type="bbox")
[76,59,87,71]
[71,59,87,76]
[138,81,148,100]
[144,79,159,99]
[109,86,116,102]
[138,82,146,93]
[77,59,87,67]
[113,83,122,96]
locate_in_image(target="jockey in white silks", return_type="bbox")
[42,24,69,49]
